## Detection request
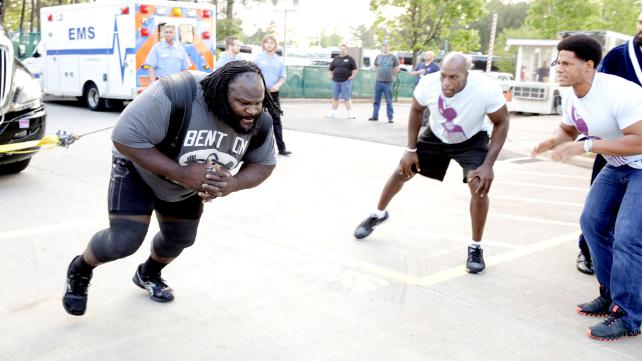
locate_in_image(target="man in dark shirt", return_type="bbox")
[410,50,440,86]
[326,44,358,119]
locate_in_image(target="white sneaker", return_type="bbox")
[346,112,356,119]
[325,111,337,118]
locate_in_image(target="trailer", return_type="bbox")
[39,0,216,110]
[506,31,630,115]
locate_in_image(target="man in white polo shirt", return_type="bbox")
[353,52,509,274]
[533,34,642,341]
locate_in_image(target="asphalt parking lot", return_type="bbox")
[1,100,640,361]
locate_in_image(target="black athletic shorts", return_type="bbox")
[412,130,489,183]
[108,157,204,219]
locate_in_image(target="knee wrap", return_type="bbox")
[90,219,149,262]
[152,219,200,258]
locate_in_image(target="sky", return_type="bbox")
[234,0,377,46]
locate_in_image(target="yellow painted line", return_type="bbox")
[333,256,419,285]
[415,230,579,287]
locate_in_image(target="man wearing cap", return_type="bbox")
[369,41,400,123]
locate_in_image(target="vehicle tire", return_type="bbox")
[0,158,31,175]
[84,83,105,111]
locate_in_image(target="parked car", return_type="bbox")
[471,70,514,93]
[0,24,47,174]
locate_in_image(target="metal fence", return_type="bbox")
[279,66,416,100]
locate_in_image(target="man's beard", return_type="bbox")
[635,32,642,47]
[225,113,260,134]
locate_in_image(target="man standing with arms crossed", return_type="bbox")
[532,34,642,341]
[326,44,358,119]
[354,53,509,274]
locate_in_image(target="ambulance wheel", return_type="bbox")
[84,83,105,111]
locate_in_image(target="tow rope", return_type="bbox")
[0,127,114,154]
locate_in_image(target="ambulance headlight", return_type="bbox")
[11,66,43,112]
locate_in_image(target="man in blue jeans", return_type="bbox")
[369,41,399,123]
[532,35,642,341]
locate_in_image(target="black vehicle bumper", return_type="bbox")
[0,106,47,165]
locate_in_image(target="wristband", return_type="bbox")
[406,147,417,153]
[583,138,593,153]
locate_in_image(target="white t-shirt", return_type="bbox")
[414,71,505,144]
[561,73,642,169]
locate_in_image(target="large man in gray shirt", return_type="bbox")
[62,61,279,316]
[369,40,400,123]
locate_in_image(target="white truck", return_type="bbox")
[505,31,630,115]
[39,0,216,110]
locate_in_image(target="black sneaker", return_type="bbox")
[577,286,612,317]
[368,117,379,121]
[587,305,641,341]
[388,118,394,123]
[466,245,485,274]
[62,256,92,316]
[576,251,594,275]
[354,211,389,239]
[132,265,174,302]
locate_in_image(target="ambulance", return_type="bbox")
[39,0,216,110]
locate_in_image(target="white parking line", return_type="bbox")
[497,169,590,180]
[0,220,103,241]
[489,194,584,208]
[495,181,588,192]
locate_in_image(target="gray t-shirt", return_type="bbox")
[112,72,276,202]
[375,53,400,82]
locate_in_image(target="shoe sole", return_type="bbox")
[586,328,641,341]
[132,273,174,303]
[62,294,86,316]
[354,217,389,240]
[466,267,485,274]
[576,264,595,275]
[576,307,610,317]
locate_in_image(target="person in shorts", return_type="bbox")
[326,44,358,119]
[353,53,510,274]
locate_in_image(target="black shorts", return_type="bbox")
[413,130,489,183]
[108,157,204,219]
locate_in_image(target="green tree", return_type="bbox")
[216,18,243,41]
[469,0,529,53]
[448,28,481,53]
[351,24,376,48]
[242,21,277,45]
[600,0,642,35]
[525,0,604,38]
[314,29,342,48]
[370,0,485,64]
